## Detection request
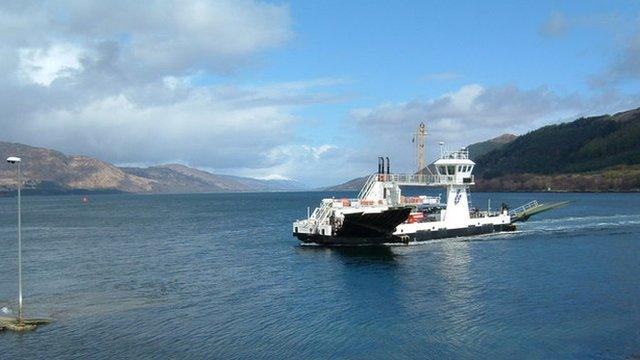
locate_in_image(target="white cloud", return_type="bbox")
[1,1,291,77]
[16,80,337,169]
[0,1,351,186]
[258,174,292,181]
[18,44,84,85]
[226,144,349,186]
[0,0,363,187]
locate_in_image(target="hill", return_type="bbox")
[0,142,154,193]
[474,107,640,191]
[467,134,517,160]
[324,176,367,192]
[121,164,307,193]
[0,142,307,194]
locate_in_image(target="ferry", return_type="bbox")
[293,134,566,246]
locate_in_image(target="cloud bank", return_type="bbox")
[1,3,639,187]
[0,1,346,185]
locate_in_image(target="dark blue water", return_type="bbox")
[0,191,639,359]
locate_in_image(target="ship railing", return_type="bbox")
[330,195,441,208]
[334,198,386,207]
[297,200,333,234]
[309,199,333,227]
[357,174,378,199]
[374,173,474,186]
[441,149,469,160]
[470,210,502,218]
[509,200,539,217]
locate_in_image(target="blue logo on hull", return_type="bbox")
[454,189,462,205]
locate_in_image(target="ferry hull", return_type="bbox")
[294,206,410,245]
[336,207,412,238]
[295,223,516,246]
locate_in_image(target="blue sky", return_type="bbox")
[251,0,640,183]
[1,1,640,186]
[241,1,635,97]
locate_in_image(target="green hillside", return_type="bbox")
[467,134,517,160]
[475,108,640,180]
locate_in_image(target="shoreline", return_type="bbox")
[1,188,639,197]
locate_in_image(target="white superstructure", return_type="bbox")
[394,148,511,236]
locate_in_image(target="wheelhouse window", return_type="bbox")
[447,165,455,175]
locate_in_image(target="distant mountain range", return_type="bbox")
[0,142,307,194]
[326,107,640,192]
[4,107,640,195]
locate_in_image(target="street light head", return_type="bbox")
[6,156,21,164]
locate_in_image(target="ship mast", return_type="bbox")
[413,122,427,174]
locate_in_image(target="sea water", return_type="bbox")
[0,192,639,359]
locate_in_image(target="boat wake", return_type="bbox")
[384,230,524,247]
[518,213,640,235]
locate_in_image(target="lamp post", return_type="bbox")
[6,156,22,322]
[0,157,50,332]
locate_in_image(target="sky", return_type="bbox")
[1,0,640,187]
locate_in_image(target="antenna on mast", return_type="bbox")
[413,122,427,174]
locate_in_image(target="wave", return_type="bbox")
[518,213,640,235]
